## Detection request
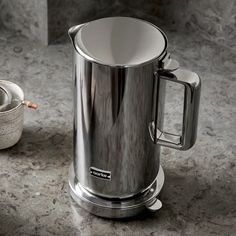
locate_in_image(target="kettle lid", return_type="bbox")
[73,17,167,67]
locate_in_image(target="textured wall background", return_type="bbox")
[47,0,119,43]
[0,0,235,47]
[47,0,236,48]
[116,0,236,49]
[0,0,48,44]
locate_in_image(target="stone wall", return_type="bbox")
[0,0,235,48]
[47,0,119,43]
[116,0,236,49]
[0,0,48,44]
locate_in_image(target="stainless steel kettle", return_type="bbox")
[68,17,201,218]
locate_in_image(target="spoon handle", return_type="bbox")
[22,100,38,109]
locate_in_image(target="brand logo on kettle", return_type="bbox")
[90,167,111,180]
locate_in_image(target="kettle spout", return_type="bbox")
[68,24,84,49]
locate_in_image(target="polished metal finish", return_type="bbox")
[149,55,201,150]
[72,54,162,198]
[68,17,201,218]
[69,164,164,218]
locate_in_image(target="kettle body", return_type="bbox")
[68,17,201,218]
[73,54,165,198]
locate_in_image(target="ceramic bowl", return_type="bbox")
[0,80,24,149]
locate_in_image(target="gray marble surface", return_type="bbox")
[0,26,236,236]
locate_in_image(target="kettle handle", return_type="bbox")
[149,62,201,150]
[22,100,38,109]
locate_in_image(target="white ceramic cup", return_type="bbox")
[0,80,37,150]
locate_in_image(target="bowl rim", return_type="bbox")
[0,80,24,114]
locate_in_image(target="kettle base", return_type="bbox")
[68,164,165,219]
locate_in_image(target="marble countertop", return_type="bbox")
[0,28,235,236]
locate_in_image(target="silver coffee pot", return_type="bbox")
[68,17,201,218]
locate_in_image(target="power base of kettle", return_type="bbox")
[69,164,165,218]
